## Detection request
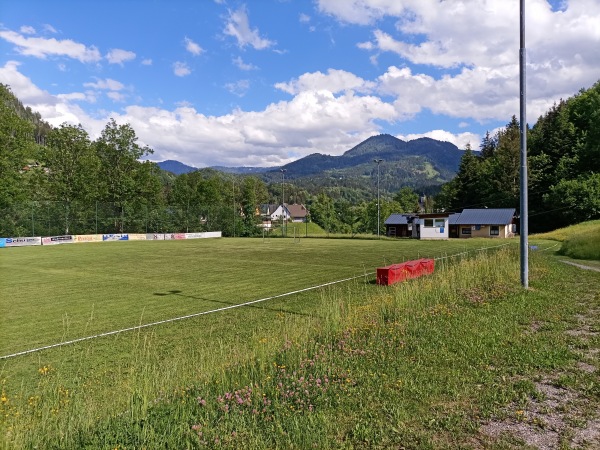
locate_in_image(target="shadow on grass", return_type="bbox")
[152,289,317,318]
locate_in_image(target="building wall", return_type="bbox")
[418,217,449,240]
[458,224,514,238]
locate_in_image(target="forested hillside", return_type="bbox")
[1,80,599,237]
[436,80,600,232]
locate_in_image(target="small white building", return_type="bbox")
[414,213,450,240]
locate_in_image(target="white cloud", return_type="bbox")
[43,24,58,34]
[4,0,599,170]
[141,58,153,65]
[0,29,101,63]
[320,0,600,122]
[173,61,191,77]
[275,69,376,95]
[397,130,480,151]
[299,13,311,23]
[225,79,250,97]
[105,48,136,65]
[224,6,275,50]
[233,56,257,71]
[56,92,88,102]
[107,91,125,102]
[184,37,204,56]
[83,78,125,91]
[20,26,36,35]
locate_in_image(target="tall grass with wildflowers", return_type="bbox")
[532,219,600,242]
[2,243,598,448]
[558,229,600,260]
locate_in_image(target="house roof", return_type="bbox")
[384,213,415,225]
[452,208,515,225]
[448,213,462,225]
[259,204,278,215]
[285,203,308,218]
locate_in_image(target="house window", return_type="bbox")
[461,227,471,235]
[424,218,445,227]
[490,225,500,236]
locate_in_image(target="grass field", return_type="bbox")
[1,234,598,449]
[0,237,506,357]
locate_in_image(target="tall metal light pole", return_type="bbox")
[281,169,287,237]
[232,177,235,237]
[373,159,383,238]
[519,0,529,288]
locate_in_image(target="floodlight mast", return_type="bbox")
[374,159,383,238]
[520,0,529,288]
[281,168,287,237]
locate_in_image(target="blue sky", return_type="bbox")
[1,0,599,168]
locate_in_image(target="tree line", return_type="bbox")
[1,80,598,237]
[436,80,600,232]
[0,84,426,238]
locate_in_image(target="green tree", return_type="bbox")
[44,124,99,233]
[393,187,420,213]
[0,85,37,235]
[479,130,497,159]
[437,143,485,211]
[239,176,268,236]
[309,192,338,234]
[94,119,154,232]
[545,174,600,226]
[568,81,600,174]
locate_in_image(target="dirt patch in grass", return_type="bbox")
[480,375,599,449]
[480,287,600,449]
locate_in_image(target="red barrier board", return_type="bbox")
[376,258,435,286]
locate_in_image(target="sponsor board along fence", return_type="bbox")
[0,232,222,248]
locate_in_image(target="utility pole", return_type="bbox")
[281,168,287,237]
[232,177,235,237]
[373,159,383,238]
[520,0,529,288]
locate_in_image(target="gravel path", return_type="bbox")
[560,260,600,272]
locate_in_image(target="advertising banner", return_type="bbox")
[75,234,103,243]
[3,236,43,247]
[102,234,129,241]
[164,233,186,240]
[127,234,147,241]
[185,232,222,239]
[42,235,75,245]
[146,233,165,240]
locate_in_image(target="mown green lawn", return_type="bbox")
[0,237,510,356]
[5,235,595,449]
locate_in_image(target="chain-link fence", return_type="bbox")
[0,201,236,237]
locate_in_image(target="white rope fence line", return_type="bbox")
[433,242,513,260]
[0,274,370,360]
[0,241,529,361]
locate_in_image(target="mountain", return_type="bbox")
[157,160,274,175]
[275,134,462,178]
[157,160,197,175]
[158,134,464,198]
[210,166,274,174]
[261,134,464,194]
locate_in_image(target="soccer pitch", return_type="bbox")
[0,237,506,357]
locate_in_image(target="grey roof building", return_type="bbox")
[452,208,516,225]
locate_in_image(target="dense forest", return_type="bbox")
[1,80,599,237]
[437,80,600,232]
